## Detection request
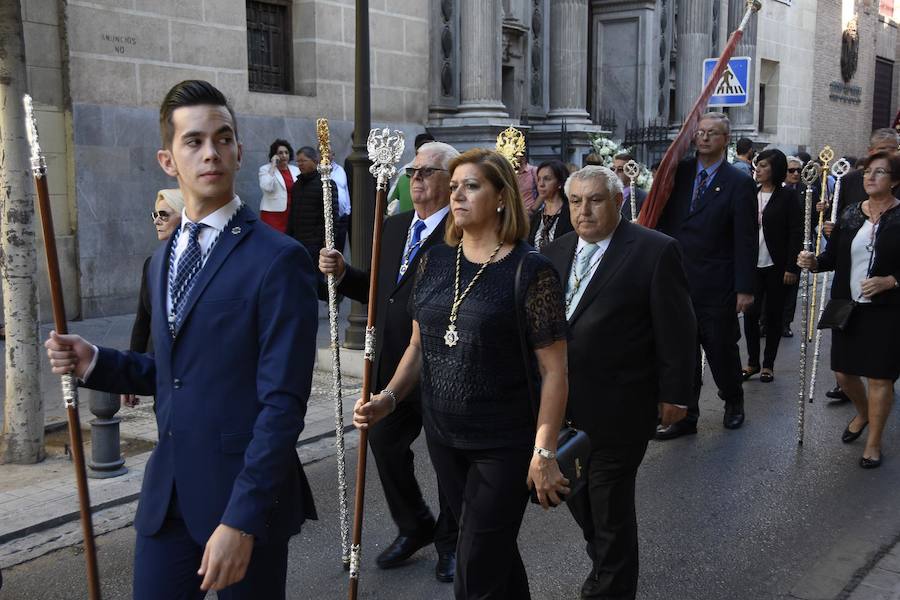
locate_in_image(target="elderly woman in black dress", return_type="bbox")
[528,160,572,251]
[798,151,900,469]
[354,148,570,598]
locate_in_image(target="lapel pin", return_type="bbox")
[231,226,241,235]
[714,187,720,193]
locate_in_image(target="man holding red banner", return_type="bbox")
[654,112,758,438]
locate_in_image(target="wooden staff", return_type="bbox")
[316,119,351,568]
[623,159,640,221]
[807,158,851,404]
[348,128,405,600]
[807,146,834,341]
[796,161,820,445]
[23,95,101,598]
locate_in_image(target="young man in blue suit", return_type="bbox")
[655,112,758,437]
[45,80,319,599]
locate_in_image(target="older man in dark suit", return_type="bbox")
[544,166,696,599]
[612,153,647,221]
[655,112,757,437]
[319,141,460,582]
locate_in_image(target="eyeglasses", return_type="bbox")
[405,166,447,179]
[787,168,802,174]
[151,210,172,222]
[694,129,725,139]
[863,168,892,178]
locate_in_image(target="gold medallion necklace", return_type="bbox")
[444,240,504,347]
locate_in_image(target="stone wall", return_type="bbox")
[754,0,817,151]
[810,0,878,159]
[26,0,430,318]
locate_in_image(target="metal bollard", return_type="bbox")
[87,391,128,479]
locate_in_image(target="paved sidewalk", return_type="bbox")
[0,307,363,569]
[844,542,900,600]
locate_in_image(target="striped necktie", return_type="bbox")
[691,169,709,212]
[172,222,207,329]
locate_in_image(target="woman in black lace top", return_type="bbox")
[798,152,900,469]
[354,149,570,598]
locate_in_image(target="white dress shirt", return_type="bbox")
[757,190,775,268]
[331,162,351,217]
[566,232,614,319]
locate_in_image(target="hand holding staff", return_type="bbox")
[808,146,834,341]
[348,128,405,600]
[316,119,351,569]
[23,95,101,599]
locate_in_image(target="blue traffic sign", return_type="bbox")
[703,56,751,107]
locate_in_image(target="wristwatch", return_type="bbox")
[534,446,556,460]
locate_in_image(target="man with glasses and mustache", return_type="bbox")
[319,141,461,582]
[655,112,758,438]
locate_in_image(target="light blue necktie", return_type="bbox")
[566,243,600,319]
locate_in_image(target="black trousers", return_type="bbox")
[782,280,799,328]
[688,302,744,420]
[369,399,457,552]
[133,489,289,600]
[426,437,532,600]
[567,441,649,600]
[743,266,787,369]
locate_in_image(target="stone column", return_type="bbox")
[674,0,713,123]
[727,0,757,130]
[457,0,508,117]
[546,0,591,123]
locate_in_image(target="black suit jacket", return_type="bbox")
[542,222,697,445]
[656,157,758,306]
[338,210,448,392]
[759,185,803,275]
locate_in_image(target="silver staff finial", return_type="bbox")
[22,94,47,178]
[367,128,405,191]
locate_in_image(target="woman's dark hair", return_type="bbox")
[756,148,788,187]
[536,160,570,199]
[159,80,237,149]
[296,146,319,162]
[862,151,900,185]
[269,139,294,161]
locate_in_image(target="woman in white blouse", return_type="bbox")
[258,138,300,233]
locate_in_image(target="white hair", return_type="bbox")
[417,141,459,170]
[564,165,623,200]
[700,111,731,134]
[786,155,802,166]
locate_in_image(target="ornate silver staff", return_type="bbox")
[623,159,641,221]
[23,95,101,598]
[796,161,820,445]
[807,158,851,404]
[316,119,351,569]
[348,128,405,600]
[807,146,834,341]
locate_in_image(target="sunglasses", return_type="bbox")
[151,210,172,222]
[405,166,447,179]
[787,168,801,174]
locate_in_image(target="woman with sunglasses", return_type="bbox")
[741,149,802,383]
[121,189,184,408]
[798,151,900,469]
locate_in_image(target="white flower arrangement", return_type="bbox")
[727,142,737,164]
[588,134,653,190]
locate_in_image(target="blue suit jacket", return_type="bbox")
[84,206,318,545]
[656,157,758,306]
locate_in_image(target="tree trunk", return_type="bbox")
[0,0,45,464]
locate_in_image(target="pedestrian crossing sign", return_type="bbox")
[703,57,751,107]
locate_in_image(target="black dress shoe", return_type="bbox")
[435,551,456,583]
[742,366,761,381]
[841,419,868,443]
[723,402,745,429]
[860,455,882,469]
[826,386,851,403]
[782,326,794,338]
[654,419,697,440]
[376,535,433,569]
[760,370,774,383]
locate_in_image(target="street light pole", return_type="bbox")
[344,0,375,350]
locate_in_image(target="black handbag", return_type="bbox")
[817,298,857,331]
[514,251,591,506]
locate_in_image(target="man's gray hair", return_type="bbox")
[564,165,623,200]
[700,111,731,134]
[417,141,459,169]
[870,128,900,148]
[786,155,802,166]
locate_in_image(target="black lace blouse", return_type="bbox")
[409,242,568,449]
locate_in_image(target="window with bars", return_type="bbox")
[247,0,292,93]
